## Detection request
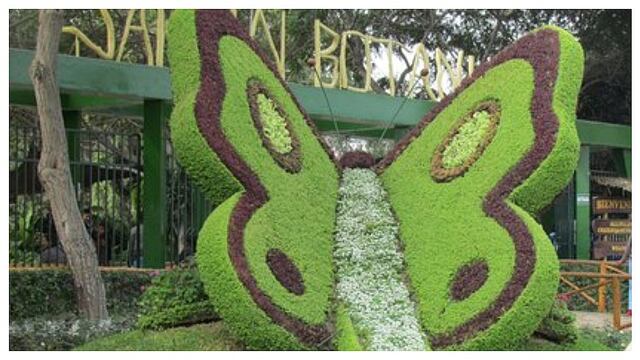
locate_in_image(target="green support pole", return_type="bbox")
[143,100,167,268]
[63,110,81,188]
[622,149,631,178]
[575,146,591,259]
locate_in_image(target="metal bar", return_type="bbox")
[87,137,96,263]
[11,127,19,267]
[28,127,37,268]
[63,111,81,187]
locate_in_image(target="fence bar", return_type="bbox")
[63,111,81,186]
[561,271,631,279]
[559,277,599,306]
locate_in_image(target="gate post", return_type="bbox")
[143,100,167,268]
[598,261,607,312]
[575,145,591,259]
[612,276,622,329]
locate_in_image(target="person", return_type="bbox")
[549,231,559,252]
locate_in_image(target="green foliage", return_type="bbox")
[75,322,243,351]
[169,10,339,349]
[9,197,46,266]
[510,26,584,215]
[578,328,631,351]
[441,110,492,168]
[519,334,612,351]
[167,9,241,207]
[535,300,578,344]
[136,268,217,330]
[197,194,302,350]
[256,93,293,154]
[10,269,152,321]
[382,60,551,349]
[10,316,133,351]
[521,328,630,351]
[380,27,583,350]
[334,305,363,351]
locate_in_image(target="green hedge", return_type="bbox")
[166,9,241,208]
[136,267,217,330]
[167,10,586,351]
[75,322,243,351]
[334,305,363,351]
[168,10,339,349]
[378,26,584,350]
[535,299,578,344]
[10,268,153,321]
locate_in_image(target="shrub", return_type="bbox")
[377,26,584,349]
[136,267,217,330]
[535,299,578,344]
[339,151,376,169]
[334,305,363,351]
[168,10,339,349]
[9,316,133,351]
[10,268,153,321]
[75,322,243,351]
[579,328,631,351]
[168,10,586,351]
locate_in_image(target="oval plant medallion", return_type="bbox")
[449,260,490,301]
[266,248,306,295]
[247,79,302,173]
[431,101,500,182]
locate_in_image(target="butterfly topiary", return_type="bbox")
[167,9,584,350]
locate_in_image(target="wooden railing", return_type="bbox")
[559,259,631,330]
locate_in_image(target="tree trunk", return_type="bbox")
[29,9,108,320]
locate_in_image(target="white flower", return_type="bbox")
[334,169,426,351]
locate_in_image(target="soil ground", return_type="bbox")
[573,311,632,332]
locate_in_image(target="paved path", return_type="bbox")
[573,311,632,332]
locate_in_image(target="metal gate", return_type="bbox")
[9,125,142,267]
[165,139,215,266]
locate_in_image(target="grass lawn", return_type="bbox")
[75,322,243,351]
[76,320,628,351]
[519,336,611,351]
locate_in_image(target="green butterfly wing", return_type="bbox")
[377,26,584,349]
[167,10,339,349]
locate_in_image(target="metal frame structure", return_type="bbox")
[9,48,631,266]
